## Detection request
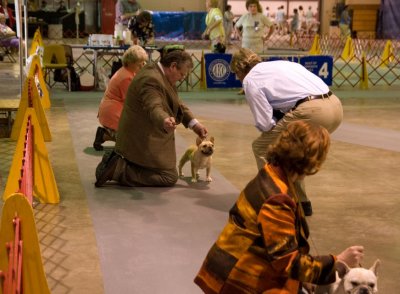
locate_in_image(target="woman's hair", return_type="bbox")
[209,0,219,8]
[122,45,148,67]
[245,0,260,10]
[267,121,330,176]
[160,49,193,69]
[230,48,262,76]
[137,11,152,24]
[257,2,263,13]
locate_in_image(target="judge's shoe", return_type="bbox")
[301,201,313,216]
[95,151,119,187]
[93,127,106,151]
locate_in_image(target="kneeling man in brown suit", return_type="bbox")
[95,48,208,187]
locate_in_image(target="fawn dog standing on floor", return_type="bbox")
[178,136,214,182]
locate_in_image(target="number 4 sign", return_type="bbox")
[299,56,333,86]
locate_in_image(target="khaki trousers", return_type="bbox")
[252,94,343,201]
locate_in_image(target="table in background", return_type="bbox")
[27,21,48,38]
[71,44,129,89]
[71,44,160,89]
[0,99,19,137]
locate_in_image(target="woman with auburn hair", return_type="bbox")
[195,120,365,294]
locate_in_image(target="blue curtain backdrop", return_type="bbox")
[152,11,207,40]
[377,0,400,39]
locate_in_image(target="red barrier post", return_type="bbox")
[0,217,22,294]
[18,116,34,205]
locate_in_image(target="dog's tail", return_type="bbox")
[178,146,196,169]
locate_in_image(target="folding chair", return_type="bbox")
[42,44,71,91]
[0,37,17,63]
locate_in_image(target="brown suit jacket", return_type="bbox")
[115,63,195,169]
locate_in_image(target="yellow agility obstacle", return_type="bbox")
[10,77,51,142]
[381,40,394,67]
[341,36,355,61]
[26,54,50,109]
[4,110,59,204]
[309,34,321,55]
[200,50,206,89]
[28,28,44,57]
[0,193,50,294]
[360,52,369,89]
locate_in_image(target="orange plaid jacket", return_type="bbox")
[195,164,337,293]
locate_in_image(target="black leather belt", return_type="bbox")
[273,91,333,121]
[294,91,333,109]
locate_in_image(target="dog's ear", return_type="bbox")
[196,136,203,146]
[369,259,380,277]
[209,136,214,143]
[336,260,351,278]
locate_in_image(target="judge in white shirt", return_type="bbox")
[230,48,343,216]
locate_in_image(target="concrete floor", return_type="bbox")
[1,60,400,293]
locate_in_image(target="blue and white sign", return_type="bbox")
[299,55,333,86]
[204,53,242,88]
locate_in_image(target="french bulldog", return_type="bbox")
[178,136,214,183]
[315,259,380,294]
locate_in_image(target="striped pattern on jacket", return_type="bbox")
[194,164,336,293]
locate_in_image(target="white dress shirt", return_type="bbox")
[242,60,329,132]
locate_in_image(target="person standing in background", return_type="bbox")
[235,0,274,54]
[93,45,148,151]
[128,10,154,46]
[56,0,67,13]
[0,0,14,29]
[339,5,351,41]
[275,5,286,35]
[290,8,300,46]
[305,5,314,34]
[265,6,270,18]
[298,5,306,32]
[223,5,234,45]
[40,1,50,11]
[115,0,141,28]
[202,0,225,52]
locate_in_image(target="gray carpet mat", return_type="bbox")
[63,96,238,293]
